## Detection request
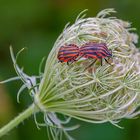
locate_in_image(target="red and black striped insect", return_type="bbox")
[79,42,112,67]
[57,44,80,65]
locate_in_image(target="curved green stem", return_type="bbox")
[0,104,38,138]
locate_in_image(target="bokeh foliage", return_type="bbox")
[0,0,140,140]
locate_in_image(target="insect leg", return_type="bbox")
[68,60,75,65]
[101,59,103,66]
[67,61,70,65]
[104,58,112,65]
[84,59,97,70]
[58,60,62,63]
[73,54,84,62]
[68,57,77,65]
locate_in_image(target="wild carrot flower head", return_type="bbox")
[5,8,140,139]
[36,8,140,123]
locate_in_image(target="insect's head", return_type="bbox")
[108,49,113,57]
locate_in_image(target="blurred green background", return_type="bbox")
[0,0,140,140]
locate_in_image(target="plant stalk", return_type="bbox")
[0,104,37,138]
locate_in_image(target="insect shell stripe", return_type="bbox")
[58,56,74,61]
[58,51,79,56]
[84,54,99,59]
[80,47,107,52]
[80,47,110,55]
[83,50,108,56]
[84,50,108,57]
[96,52,107,57]
[81,43,109,51]
[59,49,79,53]
[81,45,109,51]
[58,54,78,59]
[59,45,79,49]
[58,57,71,62]
[88,52,105,59]
[59,56,74,59]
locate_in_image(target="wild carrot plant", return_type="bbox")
[0,9,140,140]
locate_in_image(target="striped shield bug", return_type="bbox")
[79,42,112,67]
[57,44,80,65]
